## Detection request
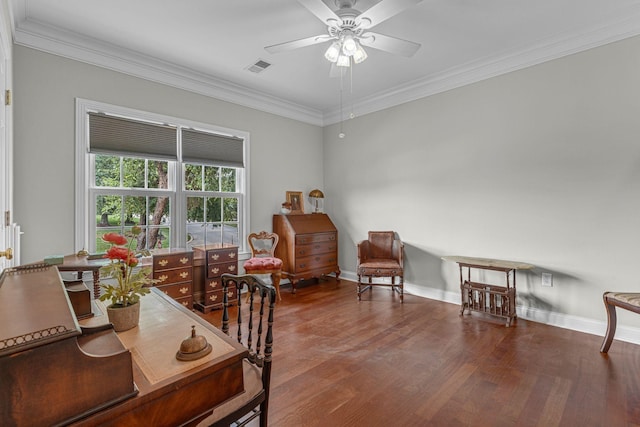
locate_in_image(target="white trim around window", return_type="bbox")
[75,98,250,255]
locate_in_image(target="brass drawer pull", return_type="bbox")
[158,259,169,267]
[180,271,189,279]
[209,294,218,302]
[229,252,236,259]
[179,257,189,264]
[179,287,189,294]
[158,274,168,282]
[211,254,220,260]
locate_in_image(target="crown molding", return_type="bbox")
[11,3,640,128]
[323,10,640,125]
[12,16,325,126]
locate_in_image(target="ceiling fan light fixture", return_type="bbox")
[324,41,341,63]
[353,44,368,64]
[342,34,358,56]
[336,54,351,67]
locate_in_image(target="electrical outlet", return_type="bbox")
[541,272,553,287]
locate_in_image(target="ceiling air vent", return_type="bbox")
[246,59,272,74]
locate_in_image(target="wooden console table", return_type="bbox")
[442,256,534,327]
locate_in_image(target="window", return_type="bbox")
[75,99,249,254]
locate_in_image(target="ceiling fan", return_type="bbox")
[265,0,423,67]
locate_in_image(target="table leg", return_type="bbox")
[92,270,101,298]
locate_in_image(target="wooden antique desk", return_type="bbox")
[75,289,247,426]
[442,256,534,327]
[1,265,247,426]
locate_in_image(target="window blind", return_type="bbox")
[182,128,245,168]
[89,113,178,160]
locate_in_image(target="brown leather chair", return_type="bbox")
[243,231,283,301]
[600,292,640,353]
[356,231,404,303]
[197,274,277,427]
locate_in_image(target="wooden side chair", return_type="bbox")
[243,231,282,301]
[356,231,404,303]
[196,274,277,427]
[600,291,640,353]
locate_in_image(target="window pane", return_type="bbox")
[123,195,145,226]
[204,166,220,192]
[220,168,236,192]
[96,195,122,227]
[205,197,221,222]
[222,197,238,222]
[204,223,222,246]
[184,164,202,191]
[95,155,120,187]
[123,158,145,188]
[186,196,204,222]
[149,160,169,189]
[187,222,206,249]
[222,223,239,246]
[148,226,170,249]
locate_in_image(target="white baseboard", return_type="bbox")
[340,270,640,347]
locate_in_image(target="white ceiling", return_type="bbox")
[10,0,640,125]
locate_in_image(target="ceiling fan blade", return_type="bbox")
[297,0,341,26]
[265,35,332,54]
[356,0,424,29]
[359,32,421,57]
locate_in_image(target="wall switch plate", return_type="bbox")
[541,272,553,287]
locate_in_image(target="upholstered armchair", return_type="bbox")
[356,231,404,303]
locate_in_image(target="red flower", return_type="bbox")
[102,233,128,246]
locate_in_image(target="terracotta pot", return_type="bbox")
[106,301,140,332]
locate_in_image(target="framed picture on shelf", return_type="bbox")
[286,191,304,214]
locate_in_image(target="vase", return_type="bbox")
[106,301,140,332]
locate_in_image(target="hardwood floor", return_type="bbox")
[198,277,640,427]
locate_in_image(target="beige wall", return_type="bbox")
[324,35,640,334]
[13,45,323,263]
[13,34,640,339]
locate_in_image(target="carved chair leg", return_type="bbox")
[400,277,404,303]
[357,274,362,301]
[272,272,282,302]
[600,295,617,353]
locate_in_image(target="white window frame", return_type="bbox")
[75,98,250,255]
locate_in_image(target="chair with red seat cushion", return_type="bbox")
[243,231,282,301]
[356,231,404,303]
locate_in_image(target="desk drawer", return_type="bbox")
[295,232,336,246]
[156,282,192,300]
[207,248,238,265]
[295,240,337,257]
[204,277,223,292]
[295,252,337,273]
[206,261,237,278]
[153,253,193,269]
[203,287,238,308]
[153,267,192,285]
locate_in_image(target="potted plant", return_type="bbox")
[99,226,155,331]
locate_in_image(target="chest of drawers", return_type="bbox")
[193,245,238,313]
[151,248,194,309]
[273,213,340,292]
